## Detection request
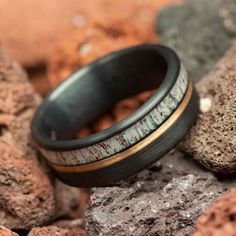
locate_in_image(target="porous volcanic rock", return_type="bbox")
[85,151,236,236]
[193,188,236,236]
[180,43,236,173]
[28,219,87,236]
[0,226,18,236]
[0,47,56,229]
[157,0,236,81]
[28,225,86,236]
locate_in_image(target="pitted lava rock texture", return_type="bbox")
[0,226,18,236]
[28,224,86,236]
[0,47,56,229]
[85,151,236,236]
[193,188,236,236]
[157,0,236,81]
[180,43,236,173]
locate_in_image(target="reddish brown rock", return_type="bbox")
[76,91,154,136]
[0,45,83,230]
[0,226,18,236]
[0,0,85,66]
[193,188,236,236]
[112,92,154,123]
[47,19,155,87]
[77,188,91,218]
[27,65,50,97]
[0,0,179,66]
[180,43,236,173]
[28,219,87,236]
[0,47,56,229]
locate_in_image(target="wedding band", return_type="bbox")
[31,44,199,187]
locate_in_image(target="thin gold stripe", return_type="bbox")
[48,81,193,173]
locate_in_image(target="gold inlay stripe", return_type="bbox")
[48,81,193,173]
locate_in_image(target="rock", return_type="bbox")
[47,19,155,87]
[54,180,80,219]
[0,0,177,66]
[0,0,86,66]
[180,43,236,173]
[193,188,236,236]
[0,47,56,229]
[27,65,50,97]
[157,0,236,81]
[0,47,82,229]
[52,218,83,228]
[28,226,63,236]
[83,92,154,136]
[76,188,91,218]
[0,226,18,236]
[28,219,87,236]
[85,151,236,236]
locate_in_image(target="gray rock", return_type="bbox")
[157,0,236,81]
[85,151,235,236]
[180,43,236,173]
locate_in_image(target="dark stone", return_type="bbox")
[85,151,236,236]
[156,0,236,81]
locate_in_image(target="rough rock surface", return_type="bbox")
[180,43,236,173]
[193,188,236,236]
[0,226,18,236]
[28,224,86,236]
[0,47,56,229]
[28,219,87,236]
[0,0,178,66]
[85,151,236,236]
[157,0,236,81]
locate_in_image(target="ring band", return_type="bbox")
[31,44,199,187]
[49,81,193,173]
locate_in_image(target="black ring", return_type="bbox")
[31,44,199,187]
[53,87,198,187]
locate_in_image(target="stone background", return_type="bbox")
[0,0,235,235]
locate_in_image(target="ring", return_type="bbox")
[31,44,199,187]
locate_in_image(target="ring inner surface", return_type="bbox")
[40,49,167,141]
